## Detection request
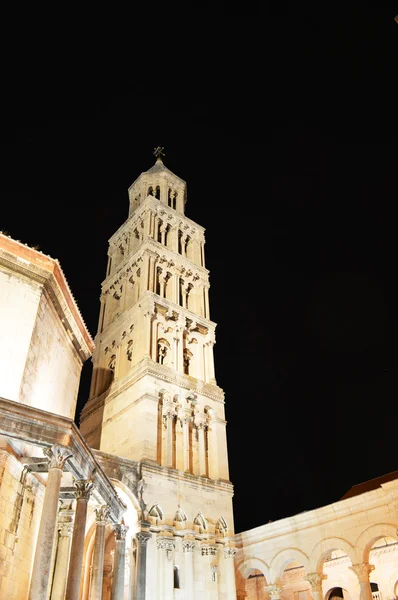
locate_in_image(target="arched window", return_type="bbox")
[173,566,180,589]
[109,355,116,372]
[183,349,192,375]
[157,338,171,365]
[126,340,133,361]
[155,185,160,199]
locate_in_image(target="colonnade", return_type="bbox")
[27,444,151,600]
[237,567,377,600]
[159,392,219,479]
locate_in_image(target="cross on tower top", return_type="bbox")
[153,146,165,161]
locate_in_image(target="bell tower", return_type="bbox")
[80,149,230,484]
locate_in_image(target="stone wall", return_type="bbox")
[19,289,82,419]
[0,449,44,599]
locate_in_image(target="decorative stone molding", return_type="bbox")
[43,444,73,470]
[201,545,218,556]
[94,505,111,524]
[59,523,74,538]
[183,540,195,553]
[74,479,94,499]
[113,524,129,541]
[305,573,327,592]
[224,547,237,559]
[136,532,151,547]
[267,584,283,600]
[349,563,375,582]
[156,537,175,552]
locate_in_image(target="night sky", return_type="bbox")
[1,6,398,534]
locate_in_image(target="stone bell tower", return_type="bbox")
[80,149,231,485]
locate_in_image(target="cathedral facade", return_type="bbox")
[0,156,397,599]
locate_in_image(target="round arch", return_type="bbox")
[354,523,398,563]
[309,537,356,572]
[270,548,311,581]
[236,557,271,582]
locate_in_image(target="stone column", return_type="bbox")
[305,573,327,600]
[156,537,175,599]
[267,583,283,600]
[51,520,74,600]
[126,546,136,600]
[65,480,94,600]
[349,563,375,600]
[89,505,111,600]
[224,546,237,599]
[111,524,129,600]
[29,444,73,600]
[135,532,151,600]
[183,541,195,598]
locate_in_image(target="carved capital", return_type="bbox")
[43,444,73,470]
[349,563,375,582]
[136,532,151,547]
[74,479,94,500]
[305,573,327,592]
[224,546,237,559]
[59,523,74,538]
[266,584,283,600]
[201,545,218,556]
[183,540,195,553]
[157,537,175,553]
[94,505,111,524]
[113,524,129,541]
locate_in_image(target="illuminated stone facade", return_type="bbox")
[0,156,398,599]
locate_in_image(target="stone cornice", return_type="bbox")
[0,396,125,521]
[80,357,225,423]
[233,482,398,549]
[96,292,217,345]
[102,237,209,292]
[0,234,93,360]
[141,460,234,495]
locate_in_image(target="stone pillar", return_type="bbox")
[305,573,327,600]
[183,541,195,598]
[111,524,129,600]
[126,546,136,600]
[29,445,73,600]
[267,583,283,600]
[204,284,210,319]
[156,537,175,599]
[136,531,151,600]
[89,505,111,600]
[65,480,94,600]
[223,546,237,599]
[349,563,375,600]
[51,520,74,600]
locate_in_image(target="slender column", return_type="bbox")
[135,532,151,600]
[29,445,73,600]
[51,521,74,600]
[156,537,175,599]
[349,563,375,600]
[183,541,195,598]
[224,547,238,599]
[207,340,216,382]
[182,414,191,472]
[127,546,136,600]
[65,480,94,600]
[204,284,210,319]
[111,524,129,600]
[305,573,327,600]
[89,505,111,600]
[266,583,283,600]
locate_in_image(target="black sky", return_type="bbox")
[1,5,398,534]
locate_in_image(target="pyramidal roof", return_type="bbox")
[145,157,186,183]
